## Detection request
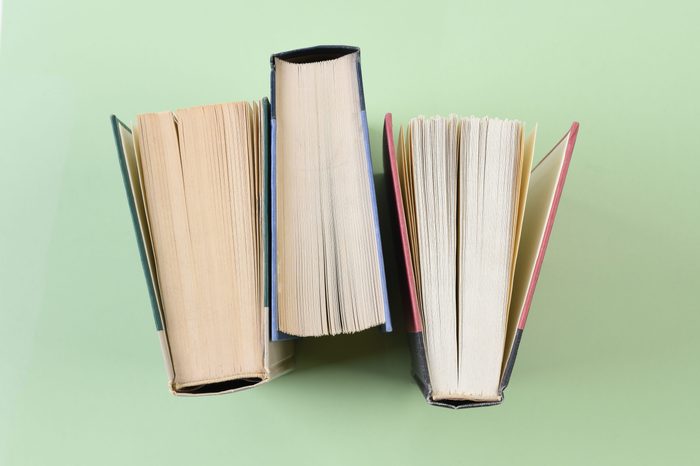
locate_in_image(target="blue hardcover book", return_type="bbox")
[269,46,392,340]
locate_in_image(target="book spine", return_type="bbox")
[500,329,523,390]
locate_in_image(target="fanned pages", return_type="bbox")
[387,113,578,407]
[273,48,388,336]
[402,115,522,401]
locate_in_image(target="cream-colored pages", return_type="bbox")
[400,115,522,402]
[508,127,537,303]
[274,51,385,336]
[398,126,422,307]
[135,102,265,391]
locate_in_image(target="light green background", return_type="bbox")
[1,0,698,464]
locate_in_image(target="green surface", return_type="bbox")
[1,0,698,464]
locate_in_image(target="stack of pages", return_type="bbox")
[383,114,578,407]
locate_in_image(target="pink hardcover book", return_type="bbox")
[384,113,579,408]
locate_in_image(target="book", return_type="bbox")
[111,100,293,395]
[269,46,391,338]
[383,113,579,408]
[110,45,391,395]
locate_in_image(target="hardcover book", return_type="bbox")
[383,113,579,408]
[111,101,293,396]
[270,46,391,339]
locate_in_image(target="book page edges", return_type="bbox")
[171,319,293,397]
[114,114,291,396]
[270,49,390,335]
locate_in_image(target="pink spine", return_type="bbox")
[384,114,422,332]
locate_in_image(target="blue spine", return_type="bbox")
[356,58,392,332]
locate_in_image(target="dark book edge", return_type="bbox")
[110,115,163,331]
